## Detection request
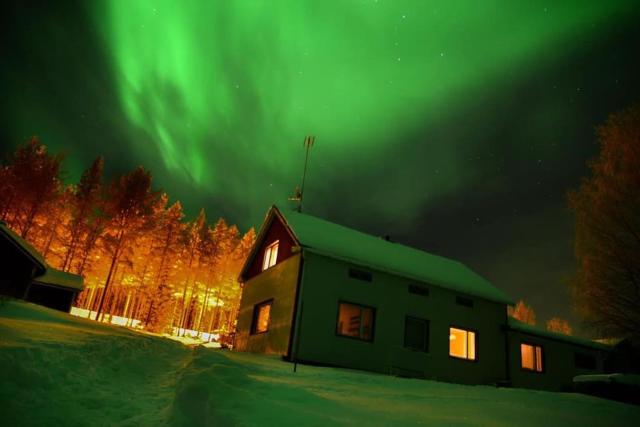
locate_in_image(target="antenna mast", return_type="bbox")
[289,136,315,212]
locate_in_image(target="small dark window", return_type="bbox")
[575,353,597,370]
[348,268,372,282]
[336,302,375,341]
[251,299,273,334]
[456,296,474,308]
[404,316,429,352]
[408,284,429,297]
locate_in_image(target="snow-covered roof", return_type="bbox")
[33,268,84,292]
[508,317,610,350]
[272,205,513,305]
[0,221,83,292]
[0,221,47,272]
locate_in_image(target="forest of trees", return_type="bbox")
[0,137,255,337]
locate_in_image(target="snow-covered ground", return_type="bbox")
[1,299,639,426]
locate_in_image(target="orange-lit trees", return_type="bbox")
[2,137,63,240]
[62,156,104,272]
[546,317,572,335]
[145,198,185,332]
[569,105,640,339]
[176,208,207,333]
[1,138,251,336]
[95,166,158,322]
[508,300,537,325]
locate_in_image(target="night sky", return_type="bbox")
[2,1,640,332]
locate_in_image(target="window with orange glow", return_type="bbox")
[449,327,476,360]
[521,343,543,372]
[336,302,375,341]
[251,300,272,334]
[262,240,279,271]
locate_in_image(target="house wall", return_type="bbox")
[244,216,297,281]
[235,254,301,355]
[294,251,508,385]
[507,330,608,391]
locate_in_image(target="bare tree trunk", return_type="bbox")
[95,231,123,322]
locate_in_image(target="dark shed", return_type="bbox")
[0,221,83,312]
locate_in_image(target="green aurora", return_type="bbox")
[2,0,640,327]
[102,0,633,222]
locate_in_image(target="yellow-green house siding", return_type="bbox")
[235,254,301,355]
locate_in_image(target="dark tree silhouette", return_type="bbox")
[569,105,640,339]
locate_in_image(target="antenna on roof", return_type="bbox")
[289,135,315,212]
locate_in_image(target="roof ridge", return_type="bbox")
[275,205,512,304]
[277,205,458,265]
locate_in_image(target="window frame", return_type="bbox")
[455,296,474,308]
[448,325,478,362]
[335,301,376,342]
[404,315,430,352]
[574,352,597,370]
[348,267,372,282]
[262,240,279,271]
[408,284,429,297]
[520,342,545,373]
[250,299,273,335]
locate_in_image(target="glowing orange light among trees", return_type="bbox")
[0,138,255,338]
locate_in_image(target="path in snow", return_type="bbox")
[1,300,639,426]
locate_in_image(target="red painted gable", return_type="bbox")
[244,214,297,281]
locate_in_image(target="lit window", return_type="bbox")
[404,316,429,352]
[449,327,476,360]
[251,300,272,334]
[336,302,375,341]
[521,343,543,372]
[262,240,279,271]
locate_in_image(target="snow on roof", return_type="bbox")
[274,205,513,305]
[33,268,84,292]
[0,221,47,271]
[508,317,610,351]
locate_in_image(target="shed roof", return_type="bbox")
[0,221,47,272]
[33,268,84,292]
[1,221,83,292]
[271,205,513,305]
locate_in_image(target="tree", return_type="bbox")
[3,137,63,239]
[546,317,572,335]
[62,156,104,272]
[145,282,174,333]
[95,166,158,321]
[508,300,536,325]
[569,105,640,339]
[175,208,207,333]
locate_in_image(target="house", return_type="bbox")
[235,206,609,391]
[0,221,84,312]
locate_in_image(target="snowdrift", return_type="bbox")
[1,299,639,426]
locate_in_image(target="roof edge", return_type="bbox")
[238,205,300,281]
[302,247,514,305]
[507,317,610,351]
